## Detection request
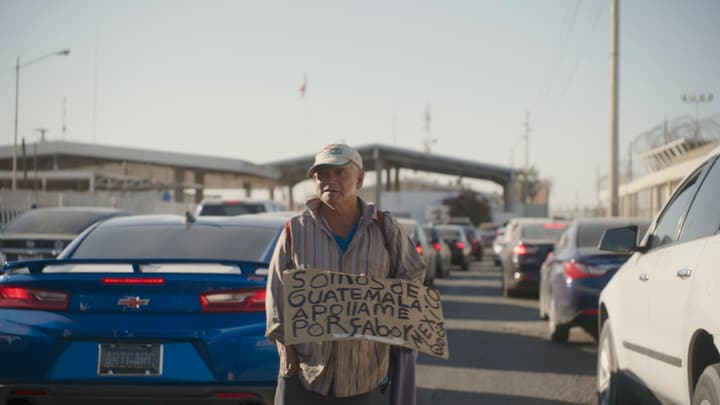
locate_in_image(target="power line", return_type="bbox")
[536,0,574,100]
[537,0,582,101]
[556,3,605,101]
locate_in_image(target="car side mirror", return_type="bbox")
[599,225,643,253]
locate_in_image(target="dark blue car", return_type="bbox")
[0,214,286,404]
[538,217,650,343]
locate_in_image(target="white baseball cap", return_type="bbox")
[307,144,363,177]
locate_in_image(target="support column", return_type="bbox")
[504,175,516,213]
[194,170,205,204]
[394,167,400,191]
[173,168,185,202]
[269,187,275,200]
[243,181,252,198]
[385,167,391,191]
[288,184,295,210]
[374,147,382,208]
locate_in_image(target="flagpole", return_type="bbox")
[304,94,309,154]
[300,73,308,154]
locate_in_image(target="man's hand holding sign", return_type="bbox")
[283,269,449,359]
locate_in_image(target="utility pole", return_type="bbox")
[22,137,27,187]
[522,112,532,211]
[62,96,67,140]
[608,0,620,217]
[627,140,633,182]
[36,128,49,142]
[422,102,436,153]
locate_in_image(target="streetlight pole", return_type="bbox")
[681,93,714,137]
[12,48,70,190]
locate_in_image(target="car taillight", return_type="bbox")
[0,286,69,310]
[431,241,442,252]
[102,277,166,285]
[563,261,605,280]
[512,243,538,256]
[12,390,47,397]
[415,243,423,255]
[455,241,465,250]
[200,288,266,312]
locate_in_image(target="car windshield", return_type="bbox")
[69,224,279,261]
[461,226,476,239]
[2,210,119,234]
[422,227,434,240]
[577,222,650,248]
[438,229,462,240]
[519,223,567,241]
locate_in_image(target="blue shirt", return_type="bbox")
[332,220,359,253]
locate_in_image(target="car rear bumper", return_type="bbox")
[2,383,274,405]
[553,280,602,328]
[506,265,540,292]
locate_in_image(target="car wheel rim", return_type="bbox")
[597,334,611,402]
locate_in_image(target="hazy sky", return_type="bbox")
[1,0,718,209]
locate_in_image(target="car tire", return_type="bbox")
[692,363,720,405]
[548,296,569,342]
[538,289,548,320]
[461,259,469,271]
[436,258,445,278]
[597,321,629,405]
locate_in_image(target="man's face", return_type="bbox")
[313,163,364,208]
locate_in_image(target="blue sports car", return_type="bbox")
[0,213,286,405]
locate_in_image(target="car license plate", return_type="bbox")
[97,343,163,376]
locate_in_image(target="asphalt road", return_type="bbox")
[416,257,597,405]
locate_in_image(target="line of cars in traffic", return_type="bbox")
[489,143,720,404]
[0,200,481,405]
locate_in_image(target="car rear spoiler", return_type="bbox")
[1,258,268,276]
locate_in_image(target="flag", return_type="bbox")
[299,73,307,98]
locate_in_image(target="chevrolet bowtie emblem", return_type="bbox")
[117,296,150,309]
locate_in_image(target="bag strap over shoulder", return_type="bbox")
[378,209,402,279]
[284,220,292,245]
[376,209,391,254]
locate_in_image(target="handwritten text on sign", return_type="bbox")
[282,269,448,359]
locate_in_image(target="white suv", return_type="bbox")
[597,144,720,404]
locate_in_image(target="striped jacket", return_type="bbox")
[265,197,426,397]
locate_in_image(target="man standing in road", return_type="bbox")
[265,143,426,404]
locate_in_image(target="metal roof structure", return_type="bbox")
[266,143,518,210]
[0,141,280,201]
[0,141,519,211]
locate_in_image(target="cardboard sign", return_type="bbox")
[282,269,448,359]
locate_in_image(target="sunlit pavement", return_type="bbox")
[416,257,597,405]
